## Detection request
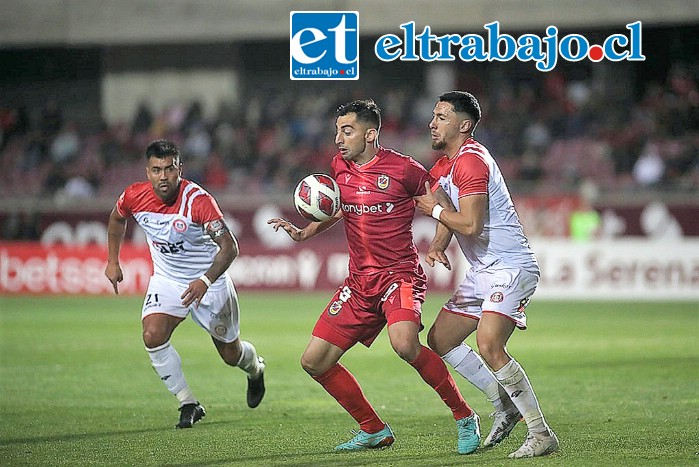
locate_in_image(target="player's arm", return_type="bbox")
[441,194,486,238]
[181,218,236,308]
[267,209,343,242]
[422,182,455,269]
[105,207,127,294]
[415,181,486,238]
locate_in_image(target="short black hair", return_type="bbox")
[145,139,180,161]
[335,99,381,130]
[438,91,481,127]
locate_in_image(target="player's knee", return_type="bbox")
[142,328,168,349]
[426,325,448,356]
[220,345,242,367]
[426,326,437,350]
[391,339,420,362]
[476,337,504,366]
[300,354,322,377]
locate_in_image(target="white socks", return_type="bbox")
[237,341,263,378]
[494,358,549,434]
[147,342,196,406]
[443,343,514,412]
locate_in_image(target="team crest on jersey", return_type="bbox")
[490,292,504,303]
[328,300,343,315]
[173,219,187,233]
[214,325,227,336]
[377,174,390,190]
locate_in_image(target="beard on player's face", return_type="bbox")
[432,139,446,151]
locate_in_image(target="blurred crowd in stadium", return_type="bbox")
[0,62,697,202]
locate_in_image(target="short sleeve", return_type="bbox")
[191,192,224,226]
[115,189,131,218]
[452,154,489,197]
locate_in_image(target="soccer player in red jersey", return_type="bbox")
[268,99,480,454]
[105,139,265,429]
[415,91,558,458]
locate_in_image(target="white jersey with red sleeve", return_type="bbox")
[116,179,227,286]
[430,138,539,275]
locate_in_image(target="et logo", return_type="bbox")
[290,11,359,80]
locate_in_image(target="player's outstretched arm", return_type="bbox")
[421,182,455,269]
[105,207,127,294]
[427,220,453,270]
[267,210,342,242]
[181,219,236,308]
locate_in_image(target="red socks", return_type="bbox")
[313,347,473,434]
[314,363,385,433]
[410,345,473,420]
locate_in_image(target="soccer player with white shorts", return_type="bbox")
[416,91,559,458]
[105,139,265,429]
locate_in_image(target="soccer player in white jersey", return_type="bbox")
[104,139,265,428]
[415,91,559,458]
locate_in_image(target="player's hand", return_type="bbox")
[267,218,304,241]
[181,278,208,308]
[425,249,451,270]
[104,262,123,294]
[414,181,438,216]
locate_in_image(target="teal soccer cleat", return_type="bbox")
[335,424,395,451]
[456,412,481,454]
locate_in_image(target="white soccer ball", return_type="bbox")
[293,173,341,222]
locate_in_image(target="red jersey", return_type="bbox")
[331,147,432,275]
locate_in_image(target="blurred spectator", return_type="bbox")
[131,101,154,135]
[39,98,63,138]
[50,122,80,164]
[633,141,665,186]
[0,58,696,202]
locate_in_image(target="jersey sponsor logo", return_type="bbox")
[173,219,187,233]
[152,240,185,254]
[341,202,393,216]
[356,185,372,195]
[290,11,359,80]
[490,291,504,303]
[377,175,390,190]
[374,20,644,72]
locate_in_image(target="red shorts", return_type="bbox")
[312,268,427,351]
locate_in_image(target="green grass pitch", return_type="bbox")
[1,293,697,466]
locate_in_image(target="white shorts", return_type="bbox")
[142,274,240,343]
[442,262,538,329]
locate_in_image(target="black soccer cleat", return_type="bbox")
[175,402,206,428]
[246,357,266,408]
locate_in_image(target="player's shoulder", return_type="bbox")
[379,147,427,169]
[181,179,212,197]
[457,138,491,162]
[120,181,153,207]
[124,181,152,196]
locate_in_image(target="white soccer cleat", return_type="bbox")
[483,409,521,447]
[508,429,559,458]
